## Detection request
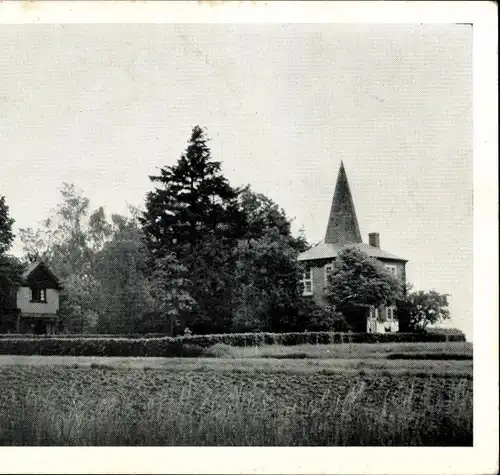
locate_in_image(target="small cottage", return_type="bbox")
[298,162,407,333]
[15,260,62,334]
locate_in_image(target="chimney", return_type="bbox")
[369,232,380,248]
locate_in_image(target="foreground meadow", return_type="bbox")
[0,343,472,446]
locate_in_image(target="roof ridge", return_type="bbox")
[22,260,62,287]
[298,241,407,262]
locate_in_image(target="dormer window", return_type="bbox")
[30,288,47,303]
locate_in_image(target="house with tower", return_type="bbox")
[298,162,407,333]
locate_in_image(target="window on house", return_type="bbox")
[30,288,47,303]
[386,306,396,320]
[369,306,380,321]
[324,263,334,284]
[385,264,397,277]
[301,267,313,296]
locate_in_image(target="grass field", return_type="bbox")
[0,342,473,446]
[0,354,472,376]
[204,341,473,359]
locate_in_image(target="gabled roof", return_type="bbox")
[22,260,44,280]
[324,161,362,244]
[22,260,62,289]
[298,242,407,263]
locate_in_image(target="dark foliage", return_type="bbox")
[398,289,451,331]
[140,126,246,332]
[0,254,23,301]
[141,126,245,258]
[0,195,23,324]
[0,257,23,325]
[0,196,15,255]
[325,247,402,312]
[0,337,204,357]
[140,126,313,334]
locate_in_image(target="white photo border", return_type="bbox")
[0,1,497,474]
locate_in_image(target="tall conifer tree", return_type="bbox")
[141,126,245,259]
[141,126,246,332]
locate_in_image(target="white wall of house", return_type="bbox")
[16,287,60,314]
[367,319,399,333]
[367,306,399,333]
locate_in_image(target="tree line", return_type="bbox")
[0,126,450,334]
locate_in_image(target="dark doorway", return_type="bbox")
[33,320,47,335]
[340,305,368,332]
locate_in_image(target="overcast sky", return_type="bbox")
[1,23,472,337]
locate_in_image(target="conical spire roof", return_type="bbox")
[324,161,362,244]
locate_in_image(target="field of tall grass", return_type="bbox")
[0,361,472,446]
[204,341,473,359]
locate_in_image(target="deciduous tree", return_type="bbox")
[398,288,450,331]
[232,228,303,332]
[18,185,150,334]
[229,188,309,332]
[93,214,154,334]
[324,247,401,329]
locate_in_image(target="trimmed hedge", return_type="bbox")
[0,337,204,357]
[175,331,466,347]
[0,330,467,343]
[0,333,170,339]
[0,331,466,356]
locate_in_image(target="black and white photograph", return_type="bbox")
[0,2,497,474]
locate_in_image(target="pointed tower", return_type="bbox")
[324,161,362,244]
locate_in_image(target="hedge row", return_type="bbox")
[0,331,467,344]
[0,337,204,357]
[176,331,466,347]
[0,333,169,340]
[0,331,465,356]
[1,332,468,346]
